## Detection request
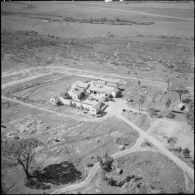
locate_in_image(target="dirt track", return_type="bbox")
[50,140,156,194]
[80,5,193,21]
[117,114,194,180]
[51,113,194,194]
[2,65,193,93]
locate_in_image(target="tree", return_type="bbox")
[138,94,146,114]
[164,74,176,91]
[137,80,141,91]
[165,97,172,110]
[97,152,113,172]
[167,137,177,149]
[183,148,190,158]
[170,83,189,102]
[2,138,41,178]
[186,100,194,130]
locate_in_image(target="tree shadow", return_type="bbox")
[26,161,82,189]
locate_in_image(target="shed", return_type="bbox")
[178,103,186,111]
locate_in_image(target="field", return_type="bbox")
[87,151,187,194]
[1,1,194,194]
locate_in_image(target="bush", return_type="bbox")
[86,163,94,167]
[148,108,159,117]
[107,177,118,186]
[165,111,175,119]
[115,136,130,146]
[186,101,194,130]
[182,98,192,104]
[25,178,51,190]
[183,148,190,158]
[174,147,182,152]
[156,113,163,118]
[97,153,113,172]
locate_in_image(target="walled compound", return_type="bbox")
[50,79,121,116]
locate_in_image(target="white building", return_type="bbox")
[50,96,60,105]
[68,88,85,101]
[87,80,119,98]
[50,79,120,116]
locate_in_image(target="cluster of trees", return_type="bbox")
[186,100,194,130]
[164,74,189,102]
[164,74,194,130]
[135,75,194,131]
[97,153,114,172]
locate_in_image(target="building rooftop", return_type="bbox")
[82,98,99,106]
[94,80,107,85]
[69,87,85,96]
[106,82,119,88]
[87,85,111,94]
[72,81,89,90]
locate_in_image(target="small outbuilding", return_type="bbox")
[178,103,186,111]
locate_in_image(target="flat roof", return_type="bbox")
[106,82,118,88]
[69,88,85,95]
[87,85,111,94]
[82,98,99,106]
[94,80,107,85]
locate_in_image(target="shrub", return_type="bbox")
[183,148,190,158]
[86,163,94,167]
[174,147,182,152]
[97,153,113,172]
[148,108,160,117]
[107,177,119,186]
[25,178,51,190]
[186,101,194,130]
[182,98,192,104]
[165,111,175,119]
[115,136,131,146]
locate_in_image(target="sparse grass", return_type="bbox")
[2,29,193,75]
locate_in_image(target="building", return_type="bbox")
[50,79,121,116]
[50,96,60,105]
[71,81,89,90]
[68,88,85,101]
[87,80,119,98]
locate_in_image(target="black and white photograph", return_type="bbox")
[1,0,194,194]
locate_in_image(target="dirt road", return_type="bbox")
[80,5,193,21]
[117,114,194,180]
[52,65,193,92]
[2,72,52,90]
[2,65,193,93]
[2,95,80,121]
[51,112,194,194]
